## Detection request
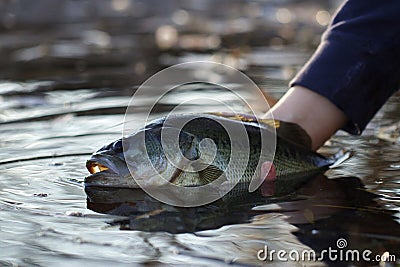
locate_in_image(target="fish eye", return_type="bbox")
[112,140,123,152]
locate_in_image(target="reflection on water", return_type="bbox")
[85,174,400,265]
[0,0,399,266]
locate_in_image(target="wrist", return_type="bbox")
[264,86,347,150]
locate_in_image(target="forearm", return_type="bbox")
[267,86,347,150]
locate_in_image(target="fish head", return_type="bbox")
[85,126,200,189]
[85,137,133,188]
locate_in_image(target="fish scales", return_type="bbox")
[85,113,337,200]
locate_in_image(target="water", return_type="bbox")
[1,1,400,266]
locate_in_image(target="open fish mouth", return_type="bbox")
[86,154,121,176]
[86,160,109,175]
[85,155,136,189]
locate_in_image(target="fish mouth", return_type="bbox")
[85,154,137,189]
[86,160,110,175]
[86,154,121,175]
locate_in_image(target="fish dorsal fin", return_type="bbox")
[240,117,311,149]
[207,112,311,149]
[197,164,225,184]
[271,120,312,149]
[207,112,279,128]
[207,112,260,124]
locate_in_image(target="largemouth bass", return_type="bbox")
[85,113,345,202]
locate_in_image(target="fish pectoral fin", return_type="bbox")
[198,164,225,184]
[259,161,277,196]
[248,160,277,194]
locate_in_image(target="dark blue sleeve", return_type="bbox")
[290,0,400,134]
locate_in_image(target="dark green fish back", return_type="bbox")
[150,113,332,197]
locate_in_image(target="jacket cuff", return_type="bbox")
[290,38,400,135]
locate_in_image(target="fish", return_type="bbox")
[85,113,347,202]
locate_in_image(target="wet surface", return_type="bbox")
[1,0,400,266]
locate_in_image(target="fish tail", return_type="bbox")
[328,149,353,168]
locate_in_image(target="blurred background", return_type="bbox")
[0,0,341,84]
